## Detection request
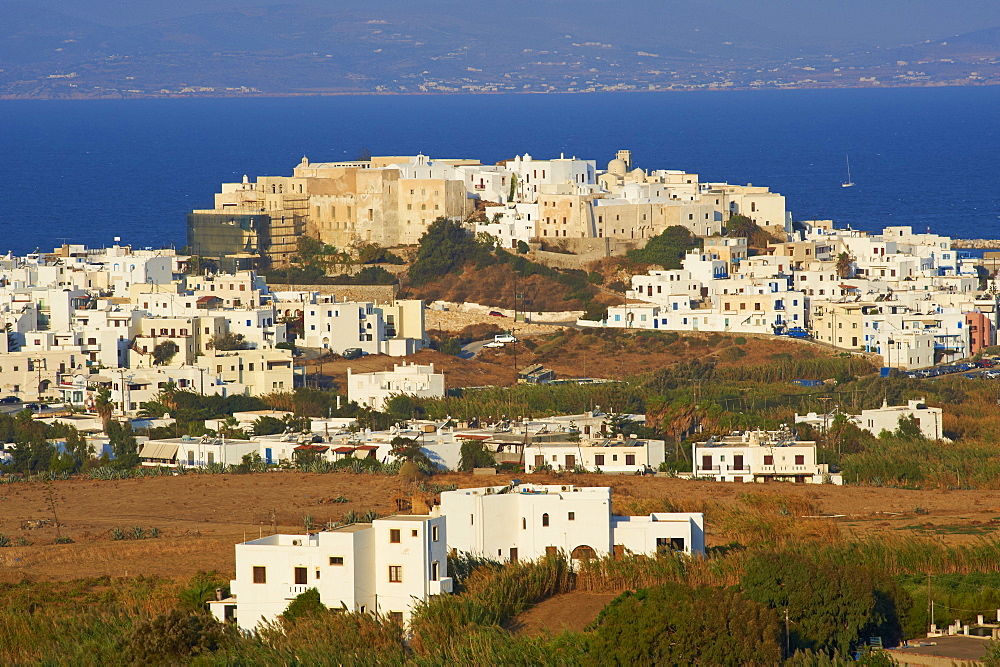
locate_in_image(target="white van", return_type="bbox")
[494,332,518,344]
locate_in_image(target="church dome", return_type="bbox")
[607,158,627,175]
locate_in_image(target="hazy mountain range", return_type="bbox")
[3,1,999,98]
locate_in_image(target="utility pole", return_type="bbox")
[784,608,790,659]
[117,367,127,417]
[927,573,932,634]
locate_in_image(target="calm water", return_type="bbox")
[1,87,998,255]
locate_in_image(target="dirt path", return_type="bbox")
[510,592,619,636]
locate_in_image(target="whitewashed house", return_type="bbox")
[347,363,444,412]
[795,398,943,440]
[209,514,451,630]
[855,398,944,440]
[138,435,257,468]
[524,436,666,474]
[688,429,842,484]
[440,484,704,562]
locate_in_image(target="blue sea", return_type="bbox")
[1,87,998,256]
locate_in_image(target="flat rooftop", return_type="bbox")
[886,636,989,664]
[328,523,372,533]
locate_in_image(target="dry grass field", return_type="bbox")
[2,471,998,584]
[307,327,838,390]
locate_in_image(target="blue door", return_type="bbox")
[265,448,272,465]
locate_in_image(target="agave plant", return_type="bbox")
[0,535,10,547]
[110,526,125,541]
[131,526,146,540]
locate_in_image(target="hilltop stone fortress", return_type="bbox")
[187,150,788,269]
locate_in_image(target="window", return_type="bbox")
[252,566,266,584]
[542,513,550,527]
[329,556,344,566]
[568,512,575,521]
[390,529,401,543]
[389,566,403,583]
[794,455,805,465]
[389,611,404,624]
[431,561,440,582]
[625,454,636,466]
[764,455,774,466]
[594,454,605,466]
[431,525,439,542]
[545,546,559,556]
[294,567,307,585]
[522,517,527,529]
[411,529,418,537]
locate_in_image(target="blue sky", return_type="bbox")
[34,0,1000,47]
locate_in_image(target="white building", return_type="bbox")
[524,436,666,474]
[476,202,539,249]
[210,514,451,630]
[856,398,943,440]
[794,399,943,440]
[688,429,842,484]
[347,362,444,412]
[440,484,704,562]
[299,298,426,356]
[138,435,258,468]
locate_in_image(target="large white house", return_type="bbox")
[688,429,842,485]
[795,398,944,441]
[439,484,704,562]
[347,362,445,412]
[298,297,426,356]
[210,514,451,630]
[524,436,666,474]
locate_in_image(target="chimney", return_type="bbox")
[215,588,223,601]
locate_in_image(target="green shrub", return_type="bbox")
[718,346,747,362]
[588,583,781,664]
[282,588,327,623]
[125,610,229,662]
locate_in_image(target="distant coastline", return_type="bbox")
[952,239,1000,250]
[3,80,1000,102]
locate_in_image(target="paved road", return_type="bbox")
[0,404,65,416]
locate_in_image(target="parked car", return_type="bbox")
[494,333,518,344]
[0,396,21,404]
[22,403,42,411]
[483,341,505,348]
[341,348,363,360]
[774,326,811,339]
[488,311,506,317]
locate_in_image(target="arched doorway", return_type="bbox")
[571,545,597,561]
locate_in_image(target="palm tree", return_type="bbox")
[94,387,113,432]
[835,252,853,279]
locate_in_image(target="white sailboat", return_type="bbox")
[842,155,855,188]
